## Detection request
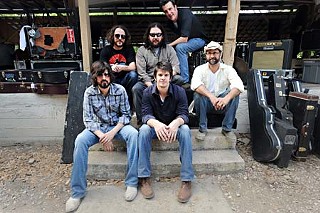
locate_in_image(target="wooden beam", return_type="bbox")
[223,0,240,66]
[78,0,92,72]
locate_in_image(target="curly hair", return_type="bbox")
[90,61,114,86]
[106,25,131,46]
[143,22,167,49]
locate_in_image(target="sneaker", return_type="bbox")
[125,186,138,201]
[177,181,192,203]
[196,131,207,141]
[140,178,154,199]
[221,129,235,139]
[65,197,81,212]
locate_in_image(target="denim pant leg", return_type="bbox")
[138,124,156,177]
[120,71,138,109]
[71,129,99,199]
[221,94,240,131]
[175,38,206,83]
[132,81,147,122]
[177,124,194,181]
[194,92,214,133]
[116,125,139,187]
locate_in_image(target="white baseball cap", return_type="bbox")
[204,41,222,52]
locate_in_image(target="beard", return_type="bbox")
[98,80,110,89]
[150,39,161,48]
[208,58,220,65]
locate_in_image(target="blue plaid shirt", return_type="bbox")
[83,83,131,133]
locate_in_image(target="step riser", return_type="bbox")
[87,150,244,180]
[89,128,236,152]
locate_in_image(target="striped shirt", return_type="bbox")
[83,83,131,133]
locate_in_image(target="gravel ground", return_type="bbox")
[1,136,320,213]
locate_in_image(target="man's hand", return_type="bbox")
[154,122,169,142]
[214,97,229,111]
[99,131,116,152]
[166,120,180,143]
[111,64,125,73]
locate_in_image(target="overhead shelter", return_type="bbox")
[0,0,318,69]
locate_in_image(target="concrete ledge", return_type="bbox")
[87,149,245,180]
[89,128,236,152]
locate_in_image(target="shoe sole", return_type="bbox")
[142,192,154,199]
[177,197,190,203]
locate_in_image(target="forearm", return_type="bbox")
[169,37,188,46]
[195,85,216,100]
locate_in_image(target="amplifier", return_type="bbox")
[248,39,293,71]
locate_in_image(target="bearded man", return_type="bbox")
[190,41,244,140]
[133,22,183,125]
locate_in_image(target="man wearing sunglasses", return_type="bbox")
[159,0,208,84]
[133,22,183,125]
[100,25,138,109]
[66,61,139,212]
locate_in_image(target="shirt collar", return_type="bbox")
[151,83,173,96]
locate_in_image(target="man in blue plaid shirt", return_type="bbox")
[66,61,139,212]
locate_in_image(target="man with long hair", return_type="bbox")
[65,61,139,212]
[100,25,138,109]
[133,22,183,124]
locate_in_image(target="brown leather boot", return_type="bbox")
[177,181,192,203]
[140,178,154,199]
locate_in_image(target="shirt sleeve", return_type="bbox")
[227,67,245,93]
[99,46,111,62]
[118,87,131,125]
[141,87,156,123]
[167,46,180,74]
[190,65,204,91]
[136,47,152,83]
[179,9,193,37]
[83,89,101,132]
[175,87,189,124]
[126,46,136,64]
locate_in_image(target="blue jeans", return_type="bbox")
[70,125,139,199]
[175,38,206,83]
[114,71,138,108]
[138,124,194,181]
[194,91,239,132]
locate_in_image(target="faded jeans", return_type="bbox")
[138,124,194,181]
[70,125,138,199]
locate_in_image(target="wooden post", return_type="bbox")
[78,0,92,72]
[223,0,241,66]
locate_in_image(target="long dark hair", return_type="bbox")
[106,25,131,46]
[143,22,167,49]
[90,61,114,86]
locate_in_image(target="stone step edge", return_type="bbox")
[89,127,237,151]
[87,149,245,180]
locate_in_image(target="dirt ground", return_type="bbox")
[1,135,320,213]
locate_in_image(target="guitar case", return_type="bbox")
[32,83,69,94]
[247,69,281,162]
[312,104,320,157]
[61,71,91,164]
[31,67,77,84]
[288,92,319,161]
[0,82,33,93]
[1,69,33,82]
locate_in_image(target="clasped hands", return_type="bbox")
[111,64,125,73]
[154,123,178,143]
[212,96,228,111]
[99,131,116,152]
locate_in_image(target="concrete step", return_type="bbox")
[87,149,244,180]
[89,127,236,152]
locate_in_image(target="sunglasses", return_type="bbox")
[114,34,126,39]
[149,33,163,38]
[97,72,110,77]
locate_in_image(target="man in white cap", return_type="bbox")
[190,41,244,140]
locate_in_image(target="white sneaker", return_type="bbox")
[66,197,81,212]
[125,186,138,201]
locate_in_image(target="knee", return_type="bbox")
[175,43,186,53]
[129,71,138,79]
[139,124,151,135]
